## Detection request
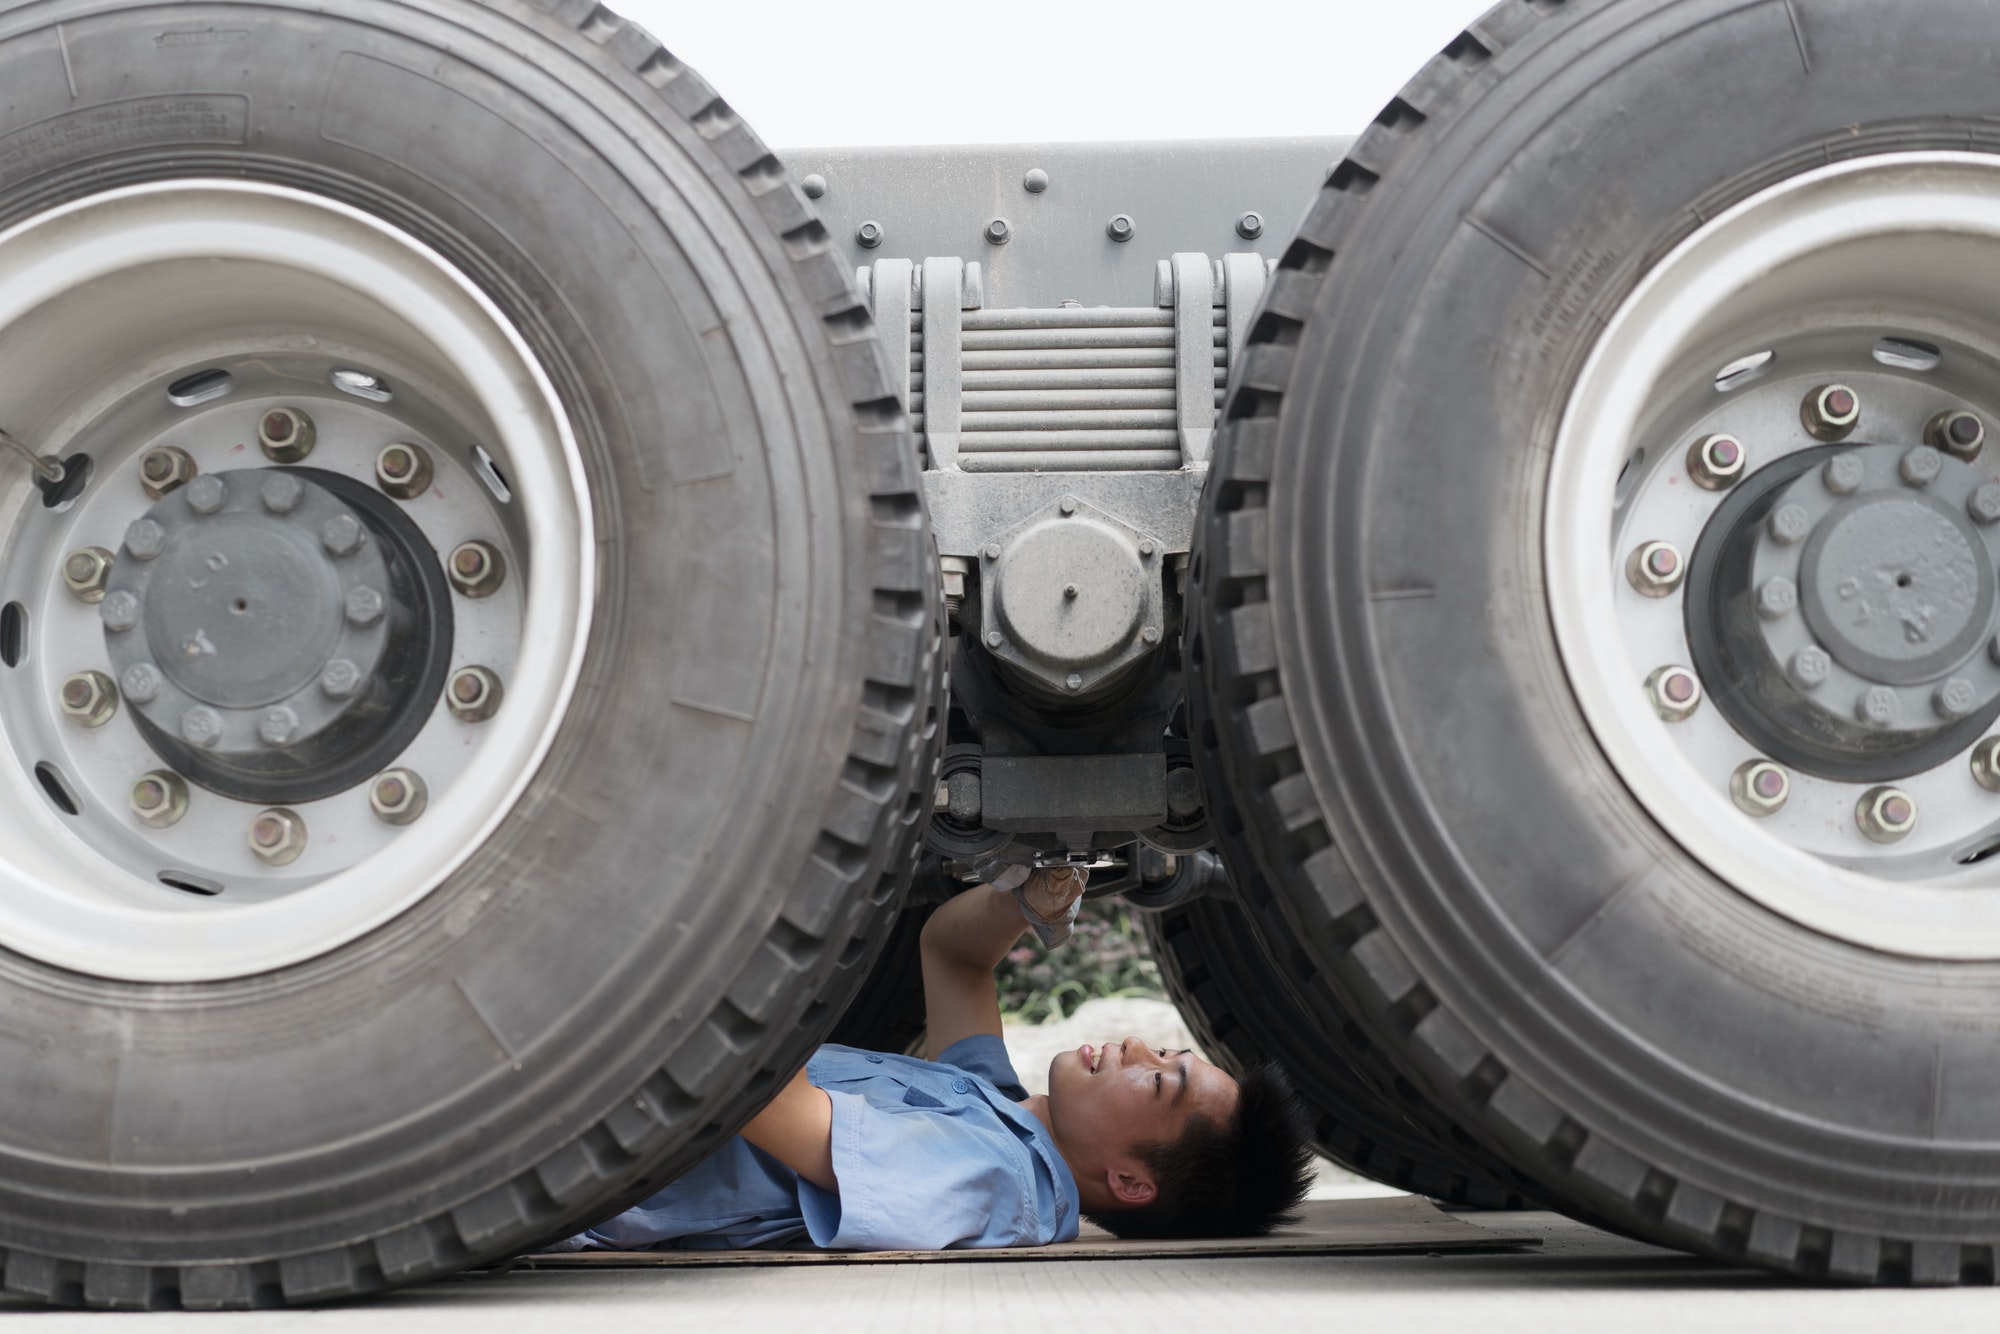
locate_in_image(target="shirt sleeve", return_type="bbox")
[936,1033,1030,1102]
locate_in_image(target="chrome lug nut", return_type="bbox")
[1646,665,1702,722]
[248,808,308,866]
[1687,434,1747,490]
[369,768,428,826]
[321,658,362,699]
[321,513,364,557]
[447,541,506,599]
[124,518,167,561]
[1789,647,1832,690]
[447,665,503,722]
[1730,759,1791,818]
[180,706,224,749]
[1626,541,1685,597]
[1856,786,1917,844]
[129,770,189,829]
[138,446,196,500]
[1856,686,1901,730]
[61,547,114,603]
[1802,383,1861,442]
[1973,737,2000,792]
[100,590,140,634]
[1757,577,1798,621]
[258,706,300,747]
[1823,452,1866,495]
[58,671,117,728]
[345,586,386,627]
[261,471,304,514]
[1768,504,1812,546]
[375,442,434,501]
[258,407,316,464]
[120,662,162,705]
[1928,409,1985,462]
[1900,445,1944,487]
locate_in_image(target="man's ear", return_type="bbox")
[1106,1164,1157,1207]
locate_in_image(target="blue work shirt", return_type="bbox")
[562,1035,1081,1251]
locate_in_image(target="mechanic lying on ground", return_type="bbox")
[555,867,1315,1251]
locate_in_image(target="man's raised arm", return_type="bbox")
[920,867,1085,1061]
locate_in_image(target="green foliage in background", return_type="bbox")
[996,900,1164,1024]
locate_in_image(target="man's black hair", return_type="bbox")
[1085,1061,1316,1240]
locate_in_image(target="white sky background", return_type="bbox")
[608,0,1498,148]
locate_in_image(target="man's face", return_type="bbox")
[1045,1036,1239,1183]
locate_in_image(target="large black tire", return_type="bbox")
[0,0,936,1308]
[1198,0,2000,1285]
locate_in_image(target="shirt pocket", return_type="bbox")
[901,1087,945,1109]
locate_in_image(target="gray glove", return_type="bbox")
[1008,865,1088,950]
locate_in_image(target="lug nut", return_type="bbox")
[1687,434,1746,490]
[58,671,117,727]
[138,446,196,500]
[369,768,428,826]
[1626,541,1685,596]
[248,808,308,866]
[1823,452,1866,495]
[447,541,506,599]
[181,706,224,748]
[100,590,140,634]
[1972,737,2000,792]
[375,442,434,500]
[120,662,162,705]
[1928,409,1985,461]
[262,472,304,514]
[345,586,386,626]
[1855,786,1917,844]
[1856,686,1900,730]
[321,658,362,699]
[124,518,167,561]
[185,473,228,515]
[129,770,190,829]
[1802,384,1861,442]
[1646,665,1702,722]
[1971,484,2000,527]
[321,513,364,557]
[1936,678,1980,720]
[1756,577,1798,621]
[1768,504,1812,546]
[258,706,300,747]
[447,665,503,722]
[258,407,316,464]
[1789,647,1831,690]
[62,547,114,603]
[1900,445,1943,487]
[1730,760,1791,818]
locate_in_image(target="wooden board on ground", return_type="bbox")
[510,1194,1538,1269]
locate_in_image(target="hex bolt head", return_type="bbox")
[375,442,435,501]
[1142,625,1162,644]
[1928,409,1986,462]
[1236,211,1265,240]
[321,512,364,556]
[185,473,228,515]
[1106,214,1135,243]
[984,630,1004,649]
[447,665,504,723]
[1687,434,1747,490]
[1972,737,2000,792]
[1059,495,1078,515]
[1757,577,1798,621]
[369,768,428,826]
[1856,786,1917,844]
[345,586,386,627]
[1936,677,1980,720]
[446,541,506,599]
[1138,539,1157,557]
[1789,646,1832,691]
[1062,583,1080,600]
[129,770,189,829]
[1768,504,1813,546]
[1971,484,2000,527]
[258,705,300,747]
[321,657,362,699]
[138,446,196,500]
[856,220,883,249]
[1646,665,1703,722]
[1625,541,1685,597]
[984,218,1011,246]
[983,543,1002,561]
[100,590,141,634]
[120,662,162,705]
[180,706,224,748]
[125,518,167,561]
[248,808,308,867]
[1900,445,1944,487]
[1023,168,1049,194]
[58,671,117,727]
[258,407,317,464]
[62,547,114,603]
[1802,383,1861,441]
[261,471,304,515]
[1856,686,1901,729]
[1823,452,1866,495]
[1730,760,1791,818]
[1065,673,1084,692]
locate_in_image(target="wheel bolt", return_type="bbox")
[129,771,189,829]
[345,586,386,627]
[1856,786,1917,844]
[100,590,140,634]
[61,547,114,603]
[1856,686,1900,730]
[369,768,428,826]
[248,808,308,866]
[1626,541,1685,597]
[261,472,304,515]
[124,518,167,561]
[120,662,162,704]
[186,474,227,515]
[1900,445,1943,487]
[321,658,362,699]
[1687,434,1746,490]
[181,706,224,749]
[1646,665,1702,721]
[1730,759,1790,818]
[1789,647,1831,690]
[1972,737,2000,792]
[1823,452,1865,495]
[58,671,117,727]
[1936,678,1980,720]
[447,541,506,599]
[1756,577,1798,621]
[1928,409,1985,462]
[258,706,299,747]
[1973,484,2000,527]
[1802,384,1860,442]
[138,446,196,500]
[1768,504,1812,546]
[321,513,364,557]
[258,407,316,464]
[375,442,434,501]
[447,665,503,722]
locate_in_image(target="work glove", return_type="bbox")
[1009,864,1089,950]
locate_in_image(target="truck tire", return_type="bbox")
[0,0,935,1308]
[1200,0,2000,1284]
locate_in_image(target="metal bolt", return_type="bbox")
[1065,673,1084,692]
[801,174,827,199]
[1106,214,1135,243]
[1823,453,1866,495]
[1756,577,1798,621]
[1768,504,1812,546]
[1789,646,1832,690]
[1900,445,1943,487]
[447,541,506,599]
[321,513,364,556]
[1138,539,1156,557]
[1855,786,1917,844]
[375,442,434,500]
[1063,583,1079,600]
[129,770,189,829]
[1625,541,1685,597]
[248,808,308,866]
[1928,409,1985,462]
[1686,434,1747,490]
[138,446,196,500]
[1236,211,1264,240]
[181,706,224,748]
[1142,625,1162,644]
[1729,759,1791,818]
[983,543,1002,561]
[120,662,162,705]
[985,630,1004,649]
[1165,765,1204,822]
[261,471,304,515]
[1971,484,2000,527]
[1023,168,1049,194]
[1856,686,1900,729]
[100,590,141,634]
[125,518,167,561]
[1936,677,1979,720]
[1802,384,1861,442]
[856,220,883,249]
[345,586,386,626]
[1646,665,1702,722]
[1972,737,2000,792]
[369,768,428,826]
[1059,495,1078,515]
[58,671,117,727]
[62,547,114,603]
[185,473,227,515]
[985,218,1011,246]
[321,658,362,699]
[258,407,316,464]
[258,706,299,747]
[447,665,504,723]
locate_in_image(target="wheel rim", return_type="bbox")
[1550,152,2000,960]
[0,181,591,981]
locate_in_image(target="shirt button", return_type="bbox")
[950,1077,970,1093]
[864,1053,884,1064]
